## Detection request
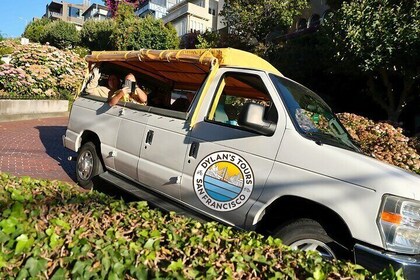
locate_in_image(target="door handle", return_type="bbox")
[189,141,199,158]
[146,130,154,145]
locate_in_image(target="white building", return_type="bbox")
[136,0,168,19]
[82,3,110,21]
[162,0,220,36]
[137,0,329,38]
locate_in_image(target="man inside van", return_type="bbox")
[108,73,148,106]
[85,67,120,99]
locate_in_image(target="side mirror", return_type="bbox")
[238,103,276,136]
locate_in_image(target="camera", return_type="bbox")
[124,79,136,94]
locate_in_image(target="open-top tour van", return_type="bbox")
[64,48,420,278]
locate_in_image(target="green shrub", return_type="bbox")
[0,173,403,279]
[0,46,13,56]
[111,3,179,50]
[22,18,51,43]
[42,20,80,49]
[72,46,90,58]
[80,19,115,51]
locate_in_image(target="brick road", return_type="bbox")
[0,117,77,182]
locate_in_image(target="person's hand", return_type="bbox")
[92,67,100,78]
[121,86,130,94]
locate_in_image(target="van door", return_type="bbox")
[181,69,286,227]
[137,109,190,199]
[113,105,150,180]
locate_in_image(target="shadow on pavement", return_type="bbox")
[92,177,140,203]
[36,126,77,182]
[36,125,144,203]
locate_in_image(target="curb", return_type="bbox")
[0,111,69,122]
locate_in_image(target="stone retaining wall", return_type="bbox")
[0,100,69,121]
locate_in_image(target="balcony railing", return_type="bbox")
[48,11,63,18]
[163,2,210,23]
[47,11,84,25]
[139,0,166,9]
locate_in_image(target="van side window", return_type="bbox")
[208,73,277,127]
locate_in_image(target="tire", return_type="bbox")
[274,218,338,260]
[76,142,103,189]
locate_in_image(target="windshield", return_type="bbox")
[270,74,360,152]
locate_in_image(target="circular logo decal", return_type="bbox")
[193,151,254,212]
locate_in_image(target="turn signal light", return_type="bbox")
[381,211,402,224]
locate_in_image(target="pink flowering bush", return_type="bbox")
[0,64,32,96]
[0,40,86,99]
[338,113,420,174]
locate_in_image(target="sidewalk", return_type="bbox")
[0,117,76,183]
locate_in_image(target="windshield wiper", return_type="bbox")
[306,131,359,152]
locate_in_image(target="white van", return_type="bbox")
[64,48,420,278]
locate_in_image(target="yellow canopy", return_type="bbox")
[85,48,282,90]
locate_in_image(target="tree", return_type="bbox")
[22,18,51,43]
[81,19,115,51]
[110,3,179,50]
[323,0,420,122]
[219,0,308,52]
[104,0,141,17]
[42,21,80,49]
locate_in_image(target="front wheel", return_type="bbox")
[76,142,103,189]
[274,218,339,260]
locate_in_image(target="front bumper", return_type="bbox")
[62,129,80,152]
[354,243,420,279]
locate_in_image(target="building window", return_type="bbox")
[209,8,212,14]
[297,18,307,30]
[181,19,187,35]
[68,7,81,18]
[309,14,320,28]
[212,9,215,16]
[195,0,204,7]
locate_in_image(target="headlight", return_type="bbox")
[378,195,420,254]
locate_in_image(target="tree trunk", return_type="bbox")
[367,70,414,123]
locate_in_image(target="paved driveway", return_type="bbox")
[0,117,76,182]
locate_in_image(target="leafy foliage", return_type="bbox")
[195,30,239,49]
[105,0,142,17]
[180,31,201,49]
[322,0,420,121]
[41,20,81,50]
[0,173,403,279]
[80,19,116,51]
[0,46,13,57]
[22,18,52,43]
[111,3,179,50]
[219,0,308,52]
[0,40,86,98]
[72,46,90,58]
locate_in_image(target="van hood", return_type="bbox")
[278,129,420,200]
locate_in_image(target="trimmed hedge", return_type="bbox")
[0,173,403,279]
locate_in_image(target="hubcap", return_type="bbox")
[77,150,94,181]
[289,239,336,260]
